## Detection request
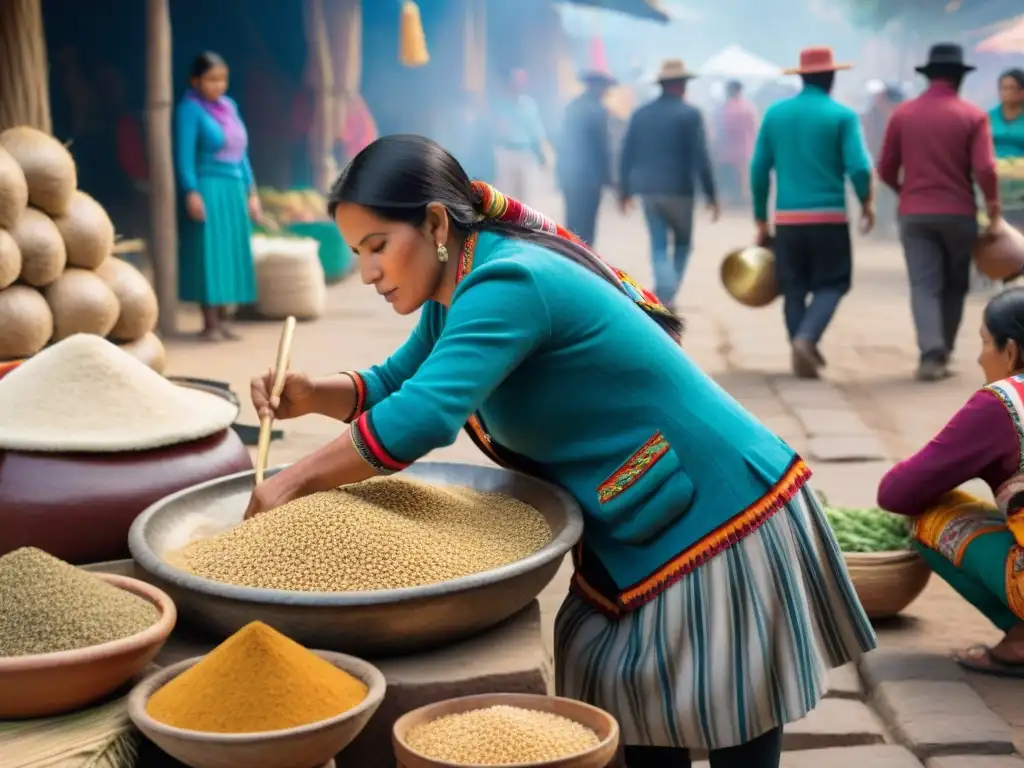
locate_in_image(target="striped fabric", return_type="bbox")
[554,484,875,750]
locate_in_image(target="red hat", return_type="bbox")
[784,46,852,75]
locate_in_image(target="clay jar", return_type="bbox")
[0,384,252,565]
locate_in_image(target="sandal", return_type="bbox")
[955,644,1024,678]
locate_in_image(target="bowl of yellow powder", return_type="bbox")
[393,693,620,768]
[127,621,386,768]
[0,547,177,719]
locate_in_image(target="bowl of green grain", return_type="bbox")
[0,547,177,719]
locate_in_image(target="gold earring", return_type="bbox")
[436,243,449,263]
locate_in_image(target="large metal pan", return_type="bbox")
[128,462,583,657]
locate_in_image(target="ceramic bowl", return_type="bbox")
[0,573,177,718]
[392,693,620,768]
[128,651,386,768]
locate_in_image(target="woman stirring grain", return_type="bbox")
[246,135,875,768]
[175,51,260,341]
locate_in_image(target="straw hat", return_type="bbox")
[0,334,238,453]
[783,46,852,75]
[656,59,697,83]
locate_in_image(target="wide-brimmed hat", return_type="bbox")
[657,59,697,83]
[915,43,975,75]
[581,69,616,86]
[783,46,852,75]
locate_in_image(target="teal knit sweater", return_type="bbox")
[349,230,805,610]
[751,86,873,224]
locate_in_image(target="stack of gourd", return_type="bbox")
[0,126,164,372]
[252,233,326,321]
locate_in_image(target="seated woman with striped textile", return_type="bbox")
[879,287,1024,676]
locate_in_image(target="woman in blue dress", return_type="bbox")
[245,135,875,768]
[175,52,259,341]
[991,69,1024,231]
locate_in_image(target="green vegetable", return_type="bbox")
[824,506,911,553]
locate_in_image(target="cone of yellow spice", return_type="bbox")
[146,621,368,733]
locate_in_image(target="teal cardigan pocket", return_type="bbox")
[594,432,695,545]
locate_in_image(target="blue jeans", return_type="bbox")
[641,195,695,306]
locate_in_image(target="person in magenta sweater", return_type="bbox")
[877,44,1001,383]
[878,287,1024,677]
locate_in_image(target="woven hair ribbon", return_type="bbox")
[469,181,677,335]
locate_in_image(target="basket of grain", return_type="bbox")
[54,190,114,269]
[825,506,930,620]
[0,547,176,719]
[0,144,28,229]
[44,267,120,341]
[128,622,385,768]
[393,693,619,768]
[95,256,158,341]
[252,235,326,321]
[0,284,53,360]
[11,207,67,287]
[0,126,77,217]
[0,227,22,289]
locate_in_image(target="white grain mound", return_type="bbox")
[0,334,238,452]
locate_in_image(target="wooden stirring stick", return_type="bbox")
[255,316,297,484]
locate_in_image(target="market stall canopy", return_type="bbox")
[699,45,782,78]
[558,0,669,22]
[976,15,1024,54]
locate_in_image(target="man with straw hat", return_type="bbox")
[557,66,616,247]
[619,58,719,311]
[751,46,874,379]
[877,43,1001,382]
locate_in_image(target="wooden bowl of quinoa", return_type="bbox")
[0,569,176,718]
[393,693,620,768]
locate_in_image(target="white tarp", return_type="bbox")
[699,45,782,78]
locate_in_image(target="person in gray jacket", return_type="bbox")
[619,58,719,310]
[557,69,616,246]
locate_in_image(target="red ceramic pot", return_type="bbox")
[974,219,1024,281]
[0,428,253,565]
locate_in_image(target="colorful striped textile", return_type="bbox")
[555,484,876,750]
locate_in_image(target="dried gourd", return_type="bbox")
[118,332,166,374]
[0,127,77,217]
[0,285,53,360]
[11,208,67,288]
[95,257,158,341]
[54,191,114,269]
[0,145,28,230]
[0,229,21,290]
[44,268,120,341]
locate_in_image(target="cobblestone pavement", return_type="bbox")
[163,188,1022,761]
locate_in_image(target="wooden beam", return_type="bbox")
[146,0,179,336]
[0,0,52,131]
[304,0,337,192]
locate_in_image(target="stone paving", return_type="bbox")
[162,189,1023,763]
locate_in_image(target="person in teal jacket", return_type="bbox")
[751,46,874,379]
[246,135,875,768]
[175,51,259,341]
[992,69,1024,230]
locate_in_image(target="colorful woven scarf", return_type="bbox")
[469,180,680,341]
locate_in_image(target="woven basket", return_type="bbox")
[253,236,326,320]
[843,550,931,620]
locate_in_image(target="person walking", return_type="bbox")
[619,59,719,311]
[557,69,616,246]
[714,80,758,208]
[991,69,1024,232]
[175,51,260,342]
[877,43,1001,382]
[493,68,547,207]
[751,47,874,379]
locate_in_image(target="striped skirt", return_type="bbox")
[554,484,876,751]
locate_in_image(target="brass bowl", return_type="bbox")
[721,246,779,308]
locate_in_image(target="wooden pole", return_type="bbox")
[146,0,179,337]
[0,0,52,132]
[304,0,337,192]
